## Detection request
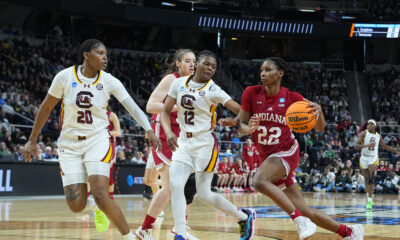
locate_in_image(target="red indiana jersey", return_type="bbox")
[243,145,256,167]
[151,72,180,126]
[218,162,230,174]
[106,111,115,145]
[241,86,304,159]
[232,162,245,175]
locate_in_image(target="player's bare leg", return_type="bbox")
[89,174,131,235]
[144,167,160,195]
[64,183,89,213]
[147,165,171,217]
[285,183,363,238]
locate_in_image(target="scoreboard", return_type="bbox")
[350,23,400,38]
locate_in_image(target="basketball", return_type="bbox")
[285,101,316,133]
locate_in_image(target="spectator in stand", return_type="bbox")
[0,141,10,154]
[377,161,388,171]
[342,160,354,177]
[242,138,256,192]
[14,145,24,161]
[395,162,400,171]
[313,167,336,192]
[116,149,128,164]
[131,151,145,164]
[227,156,238,192]
[351,169,365,193]
[383,171,400,194]
[42,146,53,159]
[335,169,352,193]
[216,157,230,192]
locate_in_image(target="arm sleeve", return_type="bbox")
[108,74,130,102]
[48,70,66,98]
[167,78,179,99]
[120,97,152,131]
[241,87,253,112]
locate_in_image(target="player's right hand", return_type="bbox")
[166,132,179,151]
[249,114,260,133]
[147,130,162,152]
[367,142,376,148]
[23,140,36,162]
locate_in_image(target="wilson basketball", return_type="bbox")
[285,101,316,133]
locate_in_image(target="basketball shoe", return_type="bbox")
[174,235,187,240]
[238,208,256,240]
[366,199,373,210]
[94,210,110,233]
[171,226,199,240]
[344,225,364,240]
[293,216,316,240]
[134,226,154,240]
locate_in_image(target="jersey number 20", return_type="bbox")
[77,110,93,124]
[257,126,281,145]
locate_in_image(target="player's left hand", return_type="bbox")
[218,117,237,127]
[308,101,322,120]
[249,114,260,133]
[146,130,162,152]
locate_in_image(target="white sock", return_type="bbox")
[195,172,248,222]
[122,231,134,240]
[84,197,98,211]
[368,197,372,202]
[169,161,192,238]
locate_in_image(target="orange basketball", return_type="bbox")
[285,101,316,133]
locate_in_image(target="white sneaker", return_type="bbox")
[294,216,316,240]
[171,226,199,240]
[159,210,165,217]
[134,226,154,240]
[344,224,364,240]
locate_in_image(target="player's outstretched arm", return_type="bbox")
[161,96,179,151]
[24,94,60,162]
[238,109,260,135]
[120,97,161,151]
[379,137,400,156]
[219,99,241,127]
[146,74,176,114]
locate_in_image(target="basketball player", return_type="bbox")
[161,50,256,240]
[23,39,161,240]
[238,57,363,240]
[106,107,120,199]
[135,49,199,240]
[355,119,399,210]
[242,138,256,192]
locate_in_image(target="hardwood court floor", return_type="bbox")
[1,192,400,239]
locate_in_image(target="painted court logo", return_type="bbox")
[251,205,400,225]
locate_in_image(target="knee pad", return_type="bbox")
[369,176,375,185]
[184,173,197,204]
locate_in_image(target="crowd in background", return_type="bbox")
[1,28,400,194]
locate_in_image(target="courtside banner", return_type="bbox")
[0,162,145,196]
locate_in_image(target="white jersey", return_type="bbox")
[361,130,380,158]
[48,65,129,141]
[168,76,231,133]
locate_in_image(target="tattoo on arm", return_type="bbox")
[64,184,81,201]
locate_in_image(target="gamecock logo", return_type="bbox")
[181,94,196,110]
[76,91,93,109]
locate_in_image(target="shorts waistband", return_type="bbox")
[180,130,210,138]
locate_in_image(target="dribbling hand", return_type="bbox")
[146,130,162,152]
[166,132,179,152]
[249,115,260,133]
[23,140,36,162]
[307,101,322,120]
